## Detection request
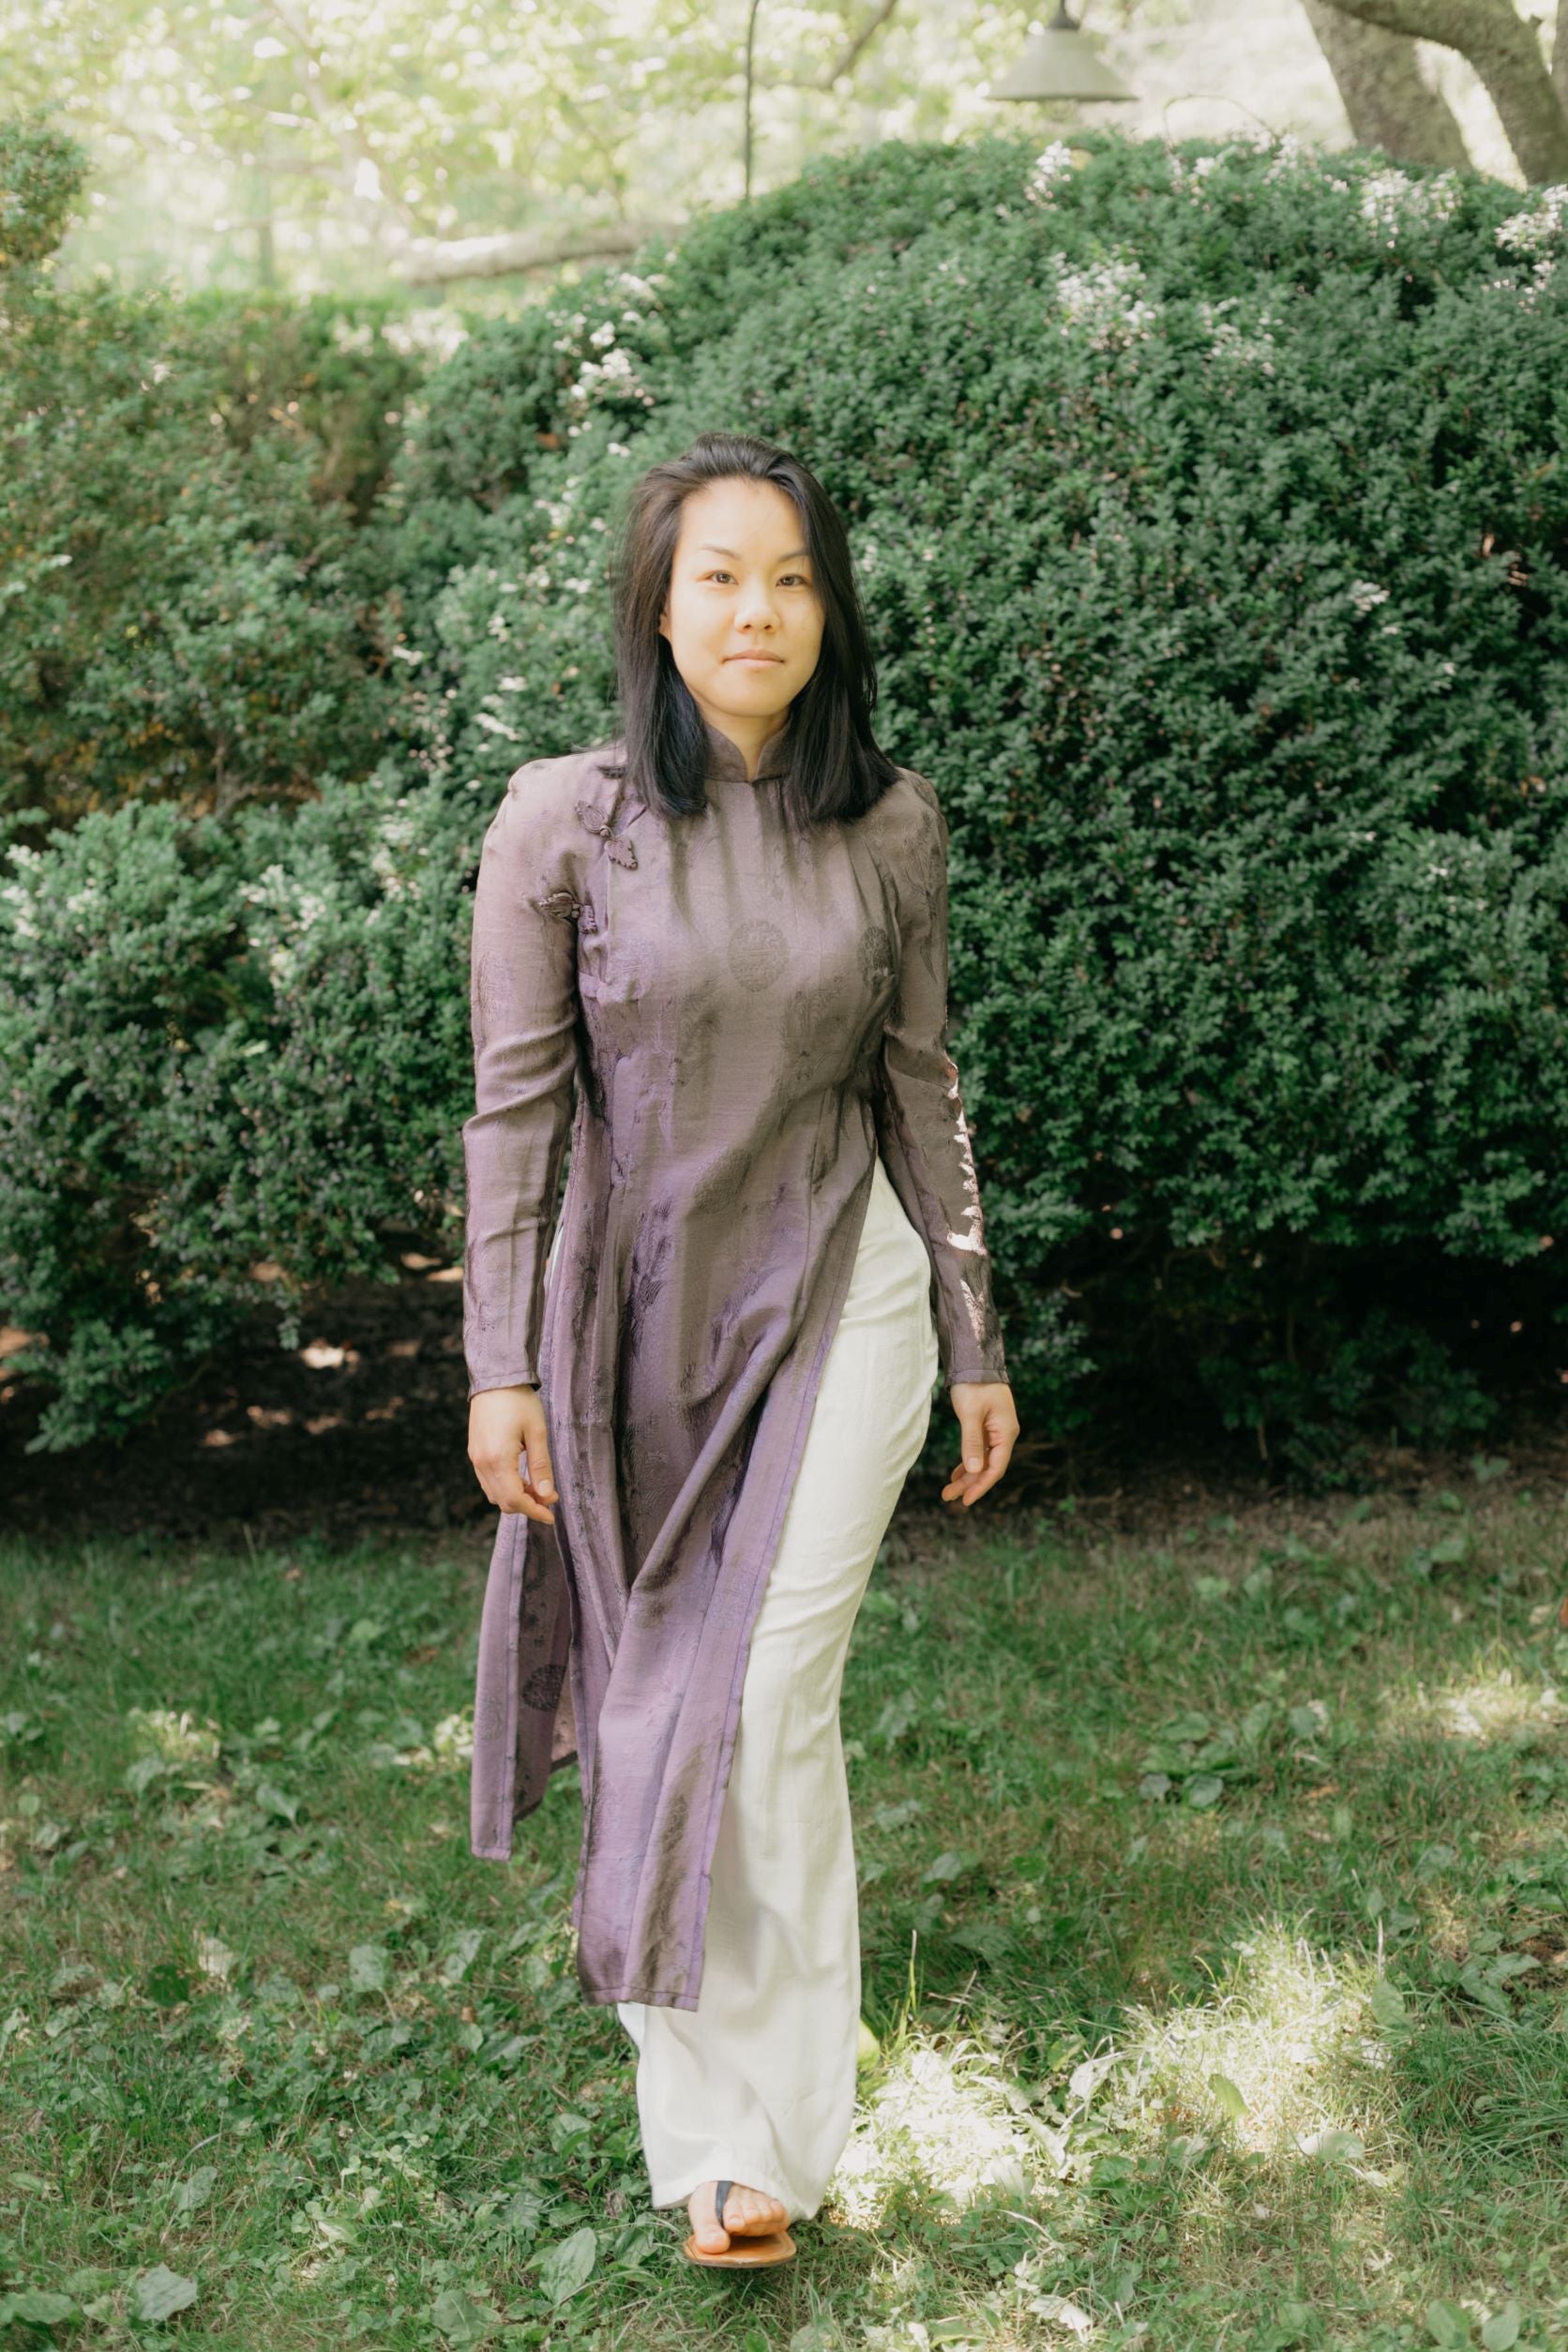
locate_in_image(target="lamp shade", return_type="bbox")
[986,5,1137,104]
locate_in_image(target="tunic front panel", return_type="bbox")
[463,719,1007,2008]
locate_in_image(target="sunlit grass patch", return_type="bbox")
[1117,1922,1395,2168]
[1380,1662,1566,1749]
[834,2028,1039,2226]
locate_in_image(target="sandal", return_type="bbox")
[680,2177,797,2268]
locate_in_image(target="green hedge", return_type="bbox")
[0,116,418,832]
[6,118,1568,1473]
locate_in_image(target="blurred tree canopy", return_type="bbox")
[4,0,1565,305]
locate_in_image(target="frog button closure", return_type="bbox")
[575,791,639,870]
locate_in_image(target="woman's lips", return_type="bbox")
[727,654,782,663]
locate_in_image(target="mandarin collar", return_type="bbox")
[701,716,787,786]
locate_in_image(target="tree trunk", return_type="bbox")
[1321,0,1568,184]
[1304,0,1471,166]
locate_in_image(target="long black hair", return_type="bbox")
[597,430,901,828]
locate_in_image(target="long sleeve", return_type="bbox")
[461,764,583,1398]
[874,769,1009,1390]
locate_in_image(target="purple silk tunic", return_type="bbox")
[463,716,1008,2010]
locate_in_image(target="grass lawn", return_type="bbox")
[4,1465,1568,2350]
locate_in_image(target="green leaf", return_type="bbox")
[430,2285,503,2344]
[1158,1711,1211,1744]
[253,1780,300,1822]
[547,2109,593,2152]
[1369,1974,1410,2034]
[439,1927,487,1983]
[922,1849,972,1883]
[1186,1773,1226,1808]
[1425,2300,1471,2346]
[1457,1965,1513,2018]
[129,2266,199,2323]
[1208,2072,1247,2122]
[3,2292,79,2324]
[1299,2126,1365,2164]
[347,1943,389,1994]
[535,2224,597,2304]
[499,2184,544,2238]
[172,2164,218,2213]
[1481,2307,1521,2351]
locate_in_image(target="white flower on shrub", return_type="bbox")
[238,867,336,983]
[565,340,656,419]
[382,308,469,361]
[1262,133,1305,181]
[1261,135,1350,199]
[369,812,418,899]
[1348,580,1391,615]
[1496,186,1568,252]
[1052,255,1157,348]
[1169,151,1223,204]
[1023,140,1075,204]
[1358,167,1461,238]
[1199,296,1275,369]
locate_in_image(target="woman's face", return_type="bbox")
[658,475,825,741]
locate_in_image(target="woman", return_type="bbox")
[463,430,1018,2268]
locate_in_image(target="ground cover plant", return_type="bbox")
[5,1457,1568,2346]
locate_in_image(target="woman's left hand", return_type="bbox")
[942,1381,1018,1508]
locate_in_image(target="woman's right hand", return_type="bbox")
[468,1385,558,1525]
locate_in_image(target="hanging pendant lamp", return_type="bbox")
[985,3,1137,105]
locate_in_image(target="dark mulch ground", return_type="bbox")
[4,1267,1566,1552]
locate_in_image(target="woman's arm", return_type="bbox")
[461,764,582,1399]
[874,767,1009,1392]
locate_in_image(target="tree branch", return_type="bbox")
[1319,0,1568,182]
[823,0,902,89]
[769,0,903,91]
[389,217,683,286]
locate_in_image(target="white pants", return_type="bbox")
[616,1151,941,2224]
